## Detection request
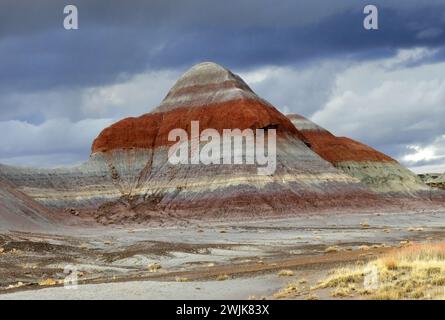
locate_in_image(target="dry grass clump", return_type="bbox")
[278,269,294,277]
[325,246,340,253]
[148,262,162,272]
[316,267,364,289]
[331,285,356,298]
[175,277,189,282]
[399,240,412,247]
[304,293,319,300]
[393,243,445,261]
[79,243,89,249]
[314,243,445,300]
[38,278,57,286]
[216,274,229,281]
[360,222,370,229]
[273,283,300,299]
[408,227,424,232]
[248,295,266,300]
[383,258,397,270]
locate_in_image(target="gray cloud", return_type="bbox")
[239,61,349,117]
[0,69,180,123]
[311,48,445,172]
[0,118,113,167]
[2,0,445,94]
[1,0,445,172]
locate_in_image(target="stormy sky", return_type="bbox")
[1,0,445,173]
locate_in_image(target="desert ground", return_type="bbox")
[0,210,444,300]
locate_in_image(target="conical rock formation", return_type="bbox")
[0,62,381,222]
[3,62,443,224]
[90,62,377,220]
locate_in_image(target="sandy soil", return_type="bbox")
[0,210,444,299]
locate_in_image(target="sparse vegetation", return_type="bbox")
[216,274,229,281]
[316,243,445,300]
[304,293,319,300]
[38,278,57,286]
[325,246,340,253]
[408,227,424,232]
[79,243,89,250]
[278,269,294,277]
[331,285,355,298]
[175,277,189,282]
[248,295,266,300]
[360,222,370,229]
[317,267,364,288]
[399,240,412,247]
[274,283,300,299]
[273,243,445,300]
[148,262,162,272]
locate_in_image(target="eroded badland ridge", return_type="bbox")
[0,62,444,229]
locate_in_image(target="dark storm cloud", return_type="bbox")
[1,0,445,93]
[1,0,445,170]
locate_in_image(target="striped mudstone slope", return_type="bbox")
[0,62,380,221]
[287,114,430,195]
[0,180,56,231]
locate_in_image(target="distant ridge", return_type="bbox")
[287,114,430,195]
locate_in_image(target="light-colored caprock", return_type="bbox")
[154,62,266,112]
[287,114,326,131]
